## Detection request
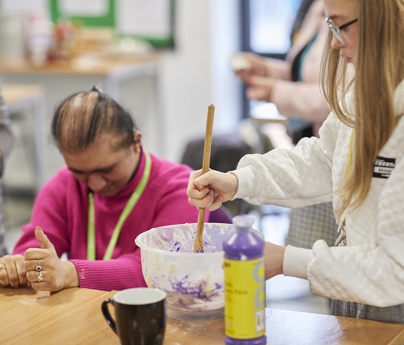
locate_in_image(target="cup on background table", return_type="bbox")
[102,287,166,345]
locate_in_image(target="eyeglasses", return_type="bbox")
[325,17,358,45]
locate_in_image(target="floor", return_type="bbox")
[2,191,329,315]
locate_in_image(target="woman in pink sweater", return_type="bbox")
[0,87,212,291]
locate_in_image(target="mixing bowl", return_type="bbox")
[135,222,234,320]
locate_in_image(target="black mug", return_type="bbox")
[102,288,167,345]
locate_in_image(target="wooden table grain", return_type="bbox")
[0,288,118,345]
[1,288,403,345]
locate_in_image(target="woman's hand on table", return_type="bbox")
[24,227,79,292]
[0,254,27,287]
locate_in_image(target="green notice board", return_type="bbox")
[49,0,115,28]
[49,0,175,48]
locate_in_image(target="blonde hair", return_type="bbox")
[321,0,404,214]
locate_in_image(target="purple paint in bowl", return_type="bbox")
[135,223,234,320]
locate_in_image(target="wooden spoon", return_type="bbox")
[193,104,215,253]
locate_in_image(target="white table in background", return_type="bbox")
[0,54,162,180]
[3,83,46,192]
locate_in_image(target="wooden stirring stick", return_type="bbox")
[193,104,215,253]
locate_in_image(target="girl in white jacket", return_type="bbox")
[188,0,404,323]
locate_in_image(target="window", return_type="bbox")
[239,0,302,116]
[241,0,302,57]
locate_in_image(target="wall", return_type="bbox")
[152,0,241,161]
[1,0,242,190]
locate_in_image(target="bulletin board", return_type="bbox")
[49,0,115,28]
[49,0,175,49]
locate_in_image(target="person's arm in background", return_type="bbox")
[231,0,324,83]
[231,52,291,82]
[231,50,330,126]
[232,0,329,134]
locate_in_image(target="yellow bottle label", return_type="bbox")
[224,257,266,339]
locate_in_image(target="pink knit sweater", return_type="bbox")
[13,151,205,291]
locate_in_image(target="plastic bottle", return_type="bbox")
[223,215,266,345]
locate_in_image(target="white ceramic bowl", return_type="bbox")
[135,223,234,320]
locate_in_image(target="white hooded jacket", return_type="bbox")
[233,80,404,307]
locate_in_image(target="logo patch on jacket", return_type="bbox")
[373,156,395,178]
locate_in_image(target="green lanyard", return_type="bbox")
[87,150,152,260]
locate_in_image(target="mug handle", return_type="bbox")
[101,298,117,334]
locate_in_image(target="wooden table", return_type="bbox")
[0,55,160,98]
[1,287,403,345]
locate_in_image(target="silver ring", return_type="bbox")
[37,271,44,282]
[35,265,44,272]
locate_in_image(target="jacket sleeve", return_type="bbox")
[70,251,147,290]
[233,112,339,208]
[284,114,404,307]
[305,152,404,307]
